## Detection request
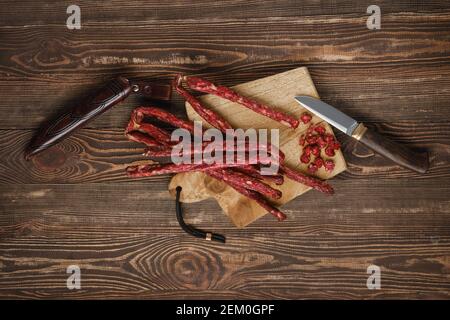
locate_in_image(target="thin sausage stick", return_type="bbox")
[173,74,232,133]
[280,164,334,195]
[143,148,279,167]
[134,123,173,146]
[205,169,286,221]
[126,163,282,200]
[184,76,299,129]
[126,110,174,146]
[220,168,282,199]
[133,107,195,133]
[143,138,283,165]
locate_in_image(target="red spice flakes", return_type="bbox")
[300,112,312,124]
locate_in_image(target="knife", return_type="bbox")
[295,96,429,174]
[25,77,172,159]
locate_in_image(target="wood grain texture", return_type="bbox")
[0,0,449,299]
[1,180,449,299]
[2,1,450,25]
[1,121,447,184]
[1,9,450,128]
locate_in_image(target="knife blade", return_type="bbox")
[25,77,172,160]
[295,96,429,174]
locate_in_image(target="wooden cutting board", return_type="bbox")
[169,67,346,228]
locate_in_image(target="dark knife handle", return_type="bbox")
[25,76,132,159]
[353,123,429,174]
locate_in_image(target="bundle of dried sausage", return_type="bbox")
[125,75,334,222]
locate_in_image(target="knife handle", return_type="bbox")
[25,77,132,159]
[352,123,429,174]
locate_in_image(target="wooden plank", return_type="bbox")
[1,12,450,128]
[0,180,449,299]
[1,180,449,230]
[1,0,449,25]
[2,15,450,81]
[1,62,450,128]
[0,120,448,184]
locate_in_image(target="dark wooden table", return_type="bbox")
[0,1,449,299]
